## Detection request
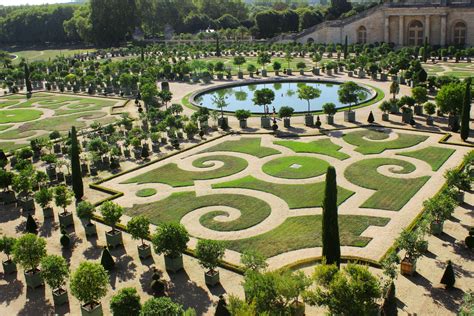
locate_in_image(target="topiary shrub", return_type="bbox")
[100,247,115,270]
[25,214,38,234]
[440,260,455,288]
[60,228,70,248]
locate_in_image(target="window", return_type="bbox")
[408,20,424,46]
[357,26,367,44]
[453,22,467,45]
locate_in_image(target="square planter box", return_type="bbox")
[261,69,267,77]
[286,69,292,75]
[138,244,152,259]
[426,117,434,126]
[2,259,17,274]
[344,111,356,122]
[430,221,444,235]
[313,68,320,76]
[304,114,314,127]
[283,118,291,128]
[81,302,103,316]
[348,71,353,77]
[106,230,123,248]
[457,191,464,203]
[239,119,247,129]
[260,117,271,129]
[59,212,74,228]
[326,115,334,125]
[204,270,220,287]
[53,288,69,306]
[299,69,304,75]
[19,197,35,213]
[217,117,228,129]
[402,112,413,124]
[0,191,16,205]
[43,207,54,219]
[414,105,423,115]
[25,269,43,289]
[326,69,332,76]
[237,72,244,79]
[164,255,184,273]
[84,223,97,237]
[382,113,389,121]
[400,259,416,276]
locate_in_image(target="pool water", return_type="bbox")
[194,81,370,114]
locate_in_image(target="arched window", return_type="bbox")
[357,26,367,44]
[408,20,424,46]
[453,21,467,45]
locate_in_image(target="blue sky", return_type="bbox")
[1,0,74,6]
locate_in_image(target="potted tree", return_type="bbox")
[12,233,47,288]
[151,222,189,273]
[126,215,152,259]
[379,100,392,122]
[322,102,337,125]
[411,86,428,115]
[247,64,256,78]
[183,121,199,140]
[273,61,282,76]
[233,56,246,79]
[35,187,54,219]
[55,185,74,228]
[298,84,321,126]
[235,109,252,129]
[41,254,70,306]
[424,102,436,125]
[0,169,16,204]
[76,201,97,237]
[100,201,124,248]
[296,61,306,75]
[70,261,109,316]
[212,95,229,129]
[444,168,471,203]
[196,239,225,287]
[338,81,365,122]
[396,229,425,276]
[12,169,35,212]
[253,88,275,128]
[0,236,17,274]
[110,287,141,316]
[423,193,456,235]
[278,106,294,128]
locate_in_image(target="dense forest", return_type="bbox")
[0,0,375,46]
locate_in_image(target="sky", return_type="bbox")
[1,0,74,6]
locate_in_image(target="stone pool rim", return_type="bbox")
[189,77,378,115]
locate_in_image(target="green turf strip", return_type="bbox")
[397,146,455,171]
[262,156,329,179]
[201,137,280,158]
[274,138,350,160]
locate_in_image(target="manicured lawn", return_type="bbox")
[224,215,390,258]
[135,188,157,197]
[0,109,42,123]
[397,146,455,171]
[213,175,353,209]
[274,138,350,160]
[343,129,428,154]
[0,129,37,140]
[19,111,108,132]
[262,156,329,179]
[0,125,12,132]
[9,48,94,64]
[125,191,271,231]
[344,158,430,211]
[0,142,27,153]
[201,137,280,158]
[123,155,248,186]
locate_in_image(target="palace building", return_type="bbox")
[275,0,474,46]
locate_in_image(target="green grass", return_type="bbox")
[344,158,430,211]
[443,71,473,78]
[274,138,350,160]
[201,137,280,158]
[135,188,157,197]
[18,111,108,132]
[123,155,248,187]
[0,129,36,140]
[397,146,455,171]
[0,125,12,132]
[125,191,271,231]
[343,129,428,154]
[213,175,353,209]
[224,215,390,258]
[9,48,94,64]
[262,156,329,179]
[0,142,28,153]
[0,109,42,123]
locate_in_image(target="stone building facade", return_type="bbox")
[275,0,474,46]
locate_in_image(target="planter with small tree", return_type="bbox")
[41,255,70,305]
[379,100,392,121]
[152,222,189,273]
[423,192,456,235]
[127,215,152,259]
[76,201,97,237]
[424,102,436,125]
[444,168,471,203]
[35,187,54,219]
[0,169,16,204]
[12,233,46,288]
[298,84,321,126]
[253,88,275,128]
[196,239,225,286]
[322,102,336,125]
[110,287,141,316]
[12,169,35,212]
[70,261,109,316]
[235,109,251,129]
[338,81,365,123]
[0,236,17,274]
[100,201,124,248]
[396,229,425,276]
[278,106,294,128]
[55,185,74,228]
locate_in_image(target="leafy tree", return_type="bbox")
[35,187,53,209]
[435,82,465,115]
[444,168,471,192]
[140,297,184,315]
[235,109,252,121]
[328,0,352,19]
[338,81,365,111]
[110,287,141,316]
[411,86,428,106]
[322,166,340,268]
[233,56,246,73]
[304,263,381,315]
[424,101,436,117]
[240,250,268,273]
[322,102,337,116]
[12,233,47,272]
[278,106,294,119]
[151,222,189,258]
[195,239,225,274]
[76,201,95,224]
[54,185,73,214]
[126,215,150,246]
[0,169,13,191]
[40,255,69,291]
[257,52,271,70]
[390,81,400,100]
[423,193,456,223]
[212,95,229,120]
[70,262,109,307]
[252,88,275,116]
[99,201,123,233]
[0,236,16,261]
[70,126,83,200]
[461,78,471,141]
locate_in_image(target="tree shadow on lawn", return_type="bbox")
[109,255,137,289]
[167,270,213,315]
[18,284,54,316]
[0,273,23,305]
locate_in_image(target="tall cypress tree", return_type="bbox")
[70,126,83,200]
[343,35,348,60]
[322,166,341,268]
[461,78,471,142]
[24,63,32,93]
